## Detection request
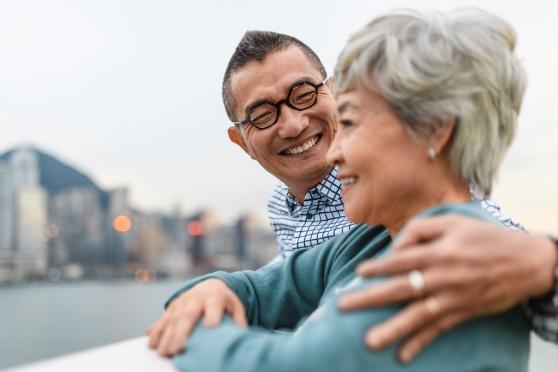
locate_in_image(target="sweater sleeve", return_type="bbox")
[172,276,530,372]
[170,203,531,372]
[164,235,343,329]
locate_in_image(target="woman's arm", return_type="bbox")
[148,233,346,356]
[173,272,530,372]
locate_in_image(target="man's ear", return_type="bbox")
[228,126,255,159]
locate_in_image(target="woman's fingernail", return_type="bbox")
[367,331,382,349]
[399,350,413,363]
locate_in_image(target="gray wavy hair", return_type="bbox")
[334,8,527,197]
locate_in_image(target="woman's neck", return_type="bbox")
[384,180,471,237]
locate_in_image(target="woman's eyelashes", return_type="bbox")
[339,119,354,128]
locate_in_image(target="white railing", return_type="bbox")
[5,334,557,371]
[6,337,176,372]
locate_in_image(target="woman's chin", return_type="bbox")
[344,208,366,224]
[345,204,381,226]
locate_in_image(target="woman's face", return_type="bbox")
[326,85,430,227]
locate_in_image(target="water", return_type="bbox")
[1,281,556,370]
[0,280,185,369]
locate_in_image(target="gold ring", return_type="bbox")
[424,296,441,317]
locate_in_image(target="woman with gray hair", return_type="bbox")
[165,9,530,371]
[332,9,525,199]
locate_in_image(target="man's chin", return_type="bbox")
[275,164,331,186]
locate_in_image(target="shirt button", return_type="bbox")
[306,214,313,220]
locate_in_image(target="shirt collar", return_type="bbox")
[285,166,342,213]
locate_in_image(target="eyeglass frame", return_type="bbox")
[232,77,329,130]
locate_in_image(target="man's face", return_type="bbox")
[228,47,337,193]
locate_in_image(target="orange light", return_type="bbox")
[135,268,150,283]
[187,221,203,236]
[113,215,132,233]
[134,268,156,283]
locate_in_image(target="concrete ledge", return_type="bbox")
[6,337,176,372]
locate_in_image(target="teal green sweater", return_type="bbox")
[170,203,530,371]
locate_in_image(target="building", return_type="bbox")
[0,148,49,279]
[49,187,105,271]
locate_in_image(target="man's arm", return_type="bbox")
[339,215,558,361]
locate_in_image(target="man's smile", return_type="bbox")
[280,134,322,156]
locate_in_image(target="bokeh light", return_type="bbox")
[134,268,156,283]
[113,215,132,233]
[187,221,203,236]
[45,224,59,239]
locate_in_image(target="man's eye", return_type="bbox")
[339,119,353,127]
[293,91,315,104]
[252,111,273,124]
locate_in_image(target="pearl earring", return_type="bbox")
[428,146,436,160]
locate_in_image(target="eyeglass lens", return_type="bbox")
[248,82,319,128]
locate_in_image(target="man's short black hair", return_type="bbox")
[222,30,327,121]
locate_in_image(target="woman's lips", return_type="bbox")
[339,176,358,196]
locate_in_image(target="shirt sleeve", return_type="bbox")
[478,199,558,342]
[523,249,558,343]
[478,197,525,231]
[164,238,339,330]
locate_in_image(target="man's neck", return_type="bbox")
[286,168,333,205]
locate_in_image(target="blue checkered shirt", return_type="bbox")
[267,166,557,343]
[267,167,354,262]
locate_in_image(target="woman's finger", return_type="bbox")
[159,304,202,356]
[147,310,171,348]
[203,297,226,327]
[228,296,248,327]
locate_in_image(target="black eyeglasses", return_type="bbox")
[233,78,328,129]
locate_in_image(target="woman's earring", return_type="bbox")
[428,146,436,161]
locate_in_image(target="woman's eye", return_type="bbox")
[339,119,353,128]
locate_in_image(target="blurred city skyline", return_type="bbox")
[0,0,556,232]
[0,145,276,283]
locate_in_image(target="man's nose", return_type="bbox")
[276,106,309,139]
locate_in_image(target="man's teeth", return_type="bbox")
[285,136,319,155]
[340,177,357,186]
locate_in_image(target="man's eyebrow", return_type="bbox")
[244,75,322,111]
[291,75,322,86]
[337,101,358,115]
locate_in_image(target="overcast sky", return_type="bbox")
[0,0,556,232]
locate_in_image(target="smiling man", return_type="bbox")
[148,30,558,359]
[224,32,354,261]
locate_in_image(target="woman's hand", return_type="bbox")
[147,278,248,357]
[338,215,557,362]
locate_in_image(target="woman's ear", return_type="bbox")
[431,118,456,155]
